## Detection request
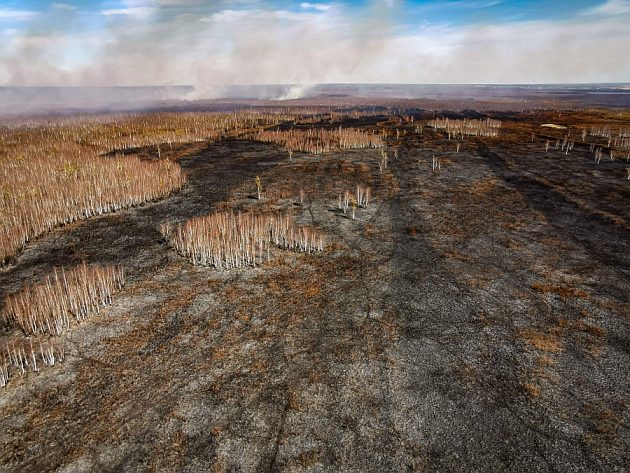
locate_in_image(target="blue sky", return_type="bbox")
[0,1,613,28]
[1,1,629,88]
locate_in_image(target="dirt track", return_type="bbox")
[1,116,629,472]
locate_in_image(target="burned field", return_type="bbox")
[0,107,628,472]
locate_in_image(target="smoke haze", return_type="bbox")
[0,1,629,101]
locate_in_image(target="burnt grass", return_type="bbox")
[0,111,629,472]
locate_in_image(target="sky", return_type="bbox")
[0,0,629,93]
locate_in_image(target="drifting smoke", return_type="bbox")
[276,84,316,101]
[0,1,401,100]
[0,0,629,107]
[183,83,317,101]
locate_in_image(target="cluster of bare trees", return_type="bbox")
[294,108,393,126]
[546,137,575,155]
[379,149,389,173]
[427,117,502,138]
[79,112,293,150]
[252,126,383,154]
[0,153,184,265]
[0,112,291,151]
[1,337,64,387]
[3,263,125,337]
[586,126,630,166]
[432,156,442,171]
[1,263,123,387]
[0,112,295,265]
[588,126,630,150]
[356,186,371,208]
[161,212,325,269]
[542,122,630,166]
[338,186,370,219]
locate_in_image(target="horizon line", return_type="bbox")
[1,82,630,88]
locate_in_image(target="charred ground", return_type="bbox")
[0,109,628,472]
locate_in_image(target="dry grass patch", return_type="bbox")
[467,178,499,197]
[442,250,472,262]
[531,282,588,298]
[575,320,607,337]
[536,354,556,367]
[304,284,321,297]
[503,220,525,231]
[524,382,542,398]
[466,278,489,289]
[520,329,564,353]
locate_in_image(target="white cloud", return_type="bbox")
[0,7,39,21]
[439,0,502,8]
[201,8,325,23]
[152,0,206,4]
[51,3,78,11]
[101,6,157,18]
[300,3,332,11]
[123,0,202,5]
[582,0,630,15]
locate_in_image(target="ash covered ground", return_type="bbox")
[0,109,629,472]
